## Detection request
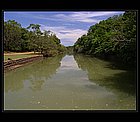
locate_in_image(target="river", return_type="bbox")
[4,54,136,110]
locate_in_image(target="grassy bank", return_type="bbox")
[4,52,41,61]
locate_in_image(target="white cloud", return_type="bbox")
[40,24,87,46]
[10,11,124,46]
[53,11,124,23]
[15,11,124,24]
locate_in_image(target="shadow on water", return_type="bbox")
[95,54,137,71]
[74,54,136,96]
[102,71,136,95]
[5,54,65,92]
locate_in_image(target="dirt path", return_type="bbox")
[4,52,40,56]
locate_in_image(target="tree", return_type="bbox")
[74,10,137,65]
[4,20,22,51]
[4,20,66,56]
[27,24,42,53]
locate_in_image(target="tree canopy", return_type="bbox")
[74,11,137,65]
[4,20,66,56]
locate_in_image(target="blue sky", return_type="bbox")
[4,11,125,46]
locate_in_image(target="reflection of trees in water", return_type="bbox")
[5,73,24,92]
[28,75,45,91]
[74,54,136,95]
[5,54,65,92]
[28,54,65,91]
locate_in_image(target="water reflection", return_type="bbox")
[4,74,24,92]
[4,54,136,110]
[74,54,136,96]
[29,76,45,91]
[5,54,65,92]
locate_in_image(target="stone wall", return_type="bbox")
[4,56,43,71]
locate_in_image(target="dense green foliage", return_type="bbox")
[4,20,66,56]
[74,11,137,65]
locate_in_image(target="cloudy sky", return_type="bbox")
[4,11,125,46]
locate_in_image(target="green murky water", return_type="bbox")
[4,54,136,110]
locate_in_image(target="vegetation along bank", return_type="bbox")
[4,20,66,57]
[74,11,137,67]
[4,10,137,70]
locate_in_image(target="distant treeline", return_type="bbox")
[66,46,74,55]
[4,20,66,56]
[74,11,137,65]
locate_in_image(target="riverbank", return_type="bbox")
[4,55,43,72]
[4,51,38,55]
[4,52,41,61]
